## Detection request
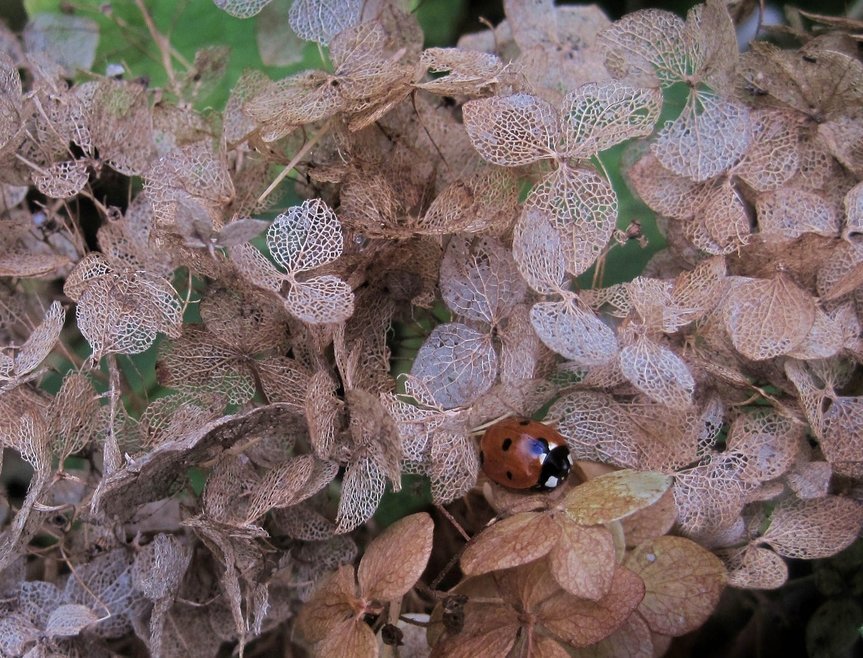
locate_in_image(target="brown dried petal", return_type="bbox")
[358,512,434,601]
[625,536,726,636]
[549,519,616,600]
[540,566,645,647]
[461,512,560,576]
[565,470,672,525]
[295,564,358,643]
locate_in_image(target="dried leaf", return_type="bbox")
[619,336,695,410]
[358,512,434,601]
[565,470,672,525]
[461,512,560,576]
[760,496,863,559]
[625,536,726,636]
[549,520,616,600]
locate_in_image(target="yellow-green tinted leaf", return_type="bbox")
[565,470,673,525]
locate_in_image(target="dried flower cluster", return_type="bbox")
[1,0,862,656]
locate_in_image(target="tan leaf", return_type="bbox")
[570,612,653,658]
[315,616,378,658]
[625,536,726,636]
[549,519,616,600]
[760,496,863,559]
[540,566,645,647]
[715,545,788,590]
[295,564,358,644]
[358,512,434,601]
[565,470,672,525]
[723,274,816,361]
[461,512,561,576]
[620,488,678,548]
[619,335,694,410]
[45,604,99,638]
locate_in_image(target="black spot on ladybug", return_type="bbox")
[479,450,485,465]
[519,419,531,426]
[506,471,513,480]
[502,438,512,451]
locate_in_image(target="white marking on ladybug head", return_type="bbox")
[567,454,573,465]
[538,452,547,464]
[545,475,559,488]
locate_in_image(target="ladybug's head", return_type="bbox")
[535,445,573,491]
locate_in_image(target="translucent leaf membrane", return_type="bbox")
[244,455,326,523]
[786,460,831,500]
[673,452,753,537]
[285,275,354,324]
[245,71,340,142]
[420,166,519,235]
[756,188,838,241]
[50,371,99,461]
[627,153,711,220]
[462,93,557,166]
[816,239,863,302]
[213,0,273,19]
[845,182,863,238]
[267,199,343,274]
[334,456,386,534]
[760,496,863,559]
[619,335,694,410]
[716,544,788,590]
[289,0,362,45]
[597,8,691,87]
[625,536,726,636]
[821,397,863,465]
[653,95,752,183]
[559,83,661,159]
[726,409,802,484]
[525,166,618,276]
[732,110,799,192]
[722,274,816,361]
[31,160,89,199]
[699,181,751,253]
[440,235,526,326]
[23,13,98,76]
[785,308,845,360]
[430,427,478,504]
[357,512,433,601]
[417,48,504,97]
[10,301,64,378]
[410,323,497,409]
[499,304,549,382]
[530,295,618,366]
[305,370,342,459]
[512,208,566,294]
[550,391,640,467]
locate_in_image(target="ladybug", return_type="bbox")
[479,417,573,490]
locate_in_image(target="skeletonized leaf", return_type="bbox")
[559,82,661,158]
[625,536,726,636]
[12,301,64,376]
[524,166,617,276]
[440,235,527,326]
[410,323,497,409]
[565,470,672,525]
[512,208,566,295]
[212,0,273,19]
[358,512,434,601]
[716,545,788,590]
[244,455,316,523]
[530,297,618,366]
[288,0,362,45]
[821,396,863,464]
[463,93,557,166]
[267,199,343,274]
[619,336,695,410]
[461,512,560,576]
[285,275,354,324]
[723,275,816,361]
[32,160,89,199]
[45,604,99,638]
[335,456,386,534]
[652,95,752,182]
[760,496,863,559]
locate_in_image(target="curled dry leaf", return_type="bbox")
[625,535,727,636]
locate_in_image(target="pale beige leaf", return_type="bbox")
[761,496,863,559]
[715,545,788,590]
[619,336,694,410]
[45,604,99,637]
[286,275,354,324]
[530,296,618,366]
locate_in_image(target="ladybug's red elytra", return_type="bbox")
[479,417,573,490]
